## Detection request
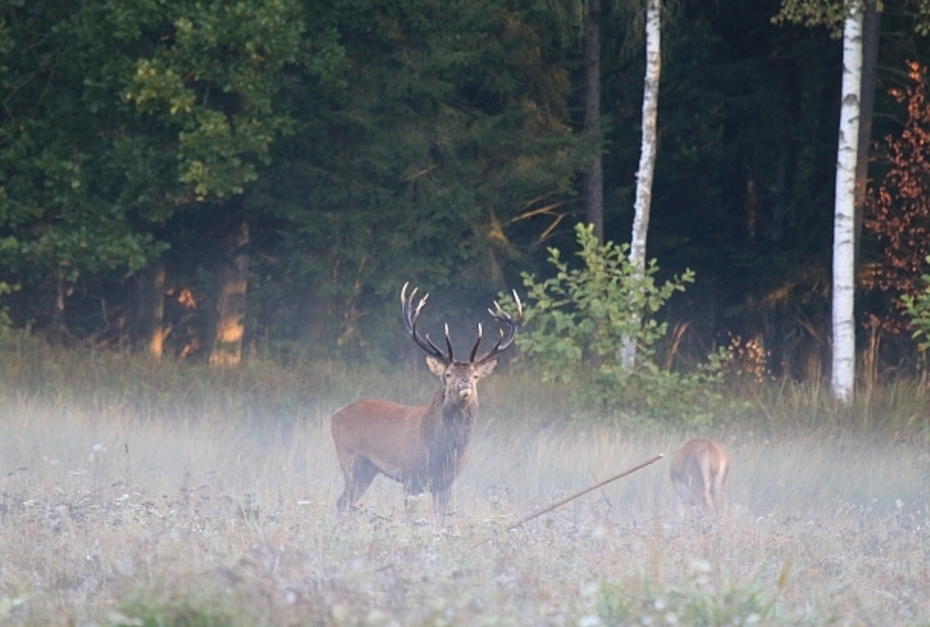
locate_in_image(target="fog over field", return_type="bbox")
[0,363,927,626]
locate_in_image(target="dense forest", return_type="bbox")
[3,0,930,382]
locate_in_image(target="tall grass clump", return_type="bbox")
[726,373,930,440]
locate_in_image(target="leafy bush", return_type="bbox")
[901,256,930,352]
[113,598,244,627]
[507,223,724,425]
[587,560,787,626]
[0,281,14,329]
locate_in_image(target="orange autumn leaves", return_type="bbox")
[866,61,930,333]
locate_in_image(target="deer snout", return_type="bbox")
[456,379,474,398]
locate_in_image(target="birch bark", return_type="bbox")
[831,2,863,403]
[621,0,661,373]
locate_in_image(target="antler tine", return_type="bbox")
[487,289,523,322]
[443,323,454,362]
[468,323,484,362]
[400,282,424,335]
[474,290,523,364]
[401,282,451,363]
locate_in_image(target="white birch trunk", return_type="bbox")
[621,0,661,373]
[831,4,863,404]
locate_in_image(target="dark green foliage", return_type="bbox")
[0,0,304,335]
[2,0,930,378]
[247,0,593,360]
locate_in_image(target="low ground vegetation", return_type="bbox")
[0,344,928,625]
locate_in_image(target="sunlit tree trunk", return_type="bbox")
[584,0,604,243]
[621,0,661,373]
[132,262,168,358]
[209,221,250,367]
[831,3,863,404]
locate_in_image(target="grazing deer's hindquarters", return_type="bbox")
[331,283,522,518]
[669,438,730,520]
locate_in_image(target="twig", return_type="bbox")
[476,453,664,545]
[589,467,613,512]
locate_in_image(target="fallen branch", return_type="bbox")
[501,453,664,534]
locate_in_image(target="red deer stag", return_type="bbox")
[669,438,730,521]
[331,283,522,519]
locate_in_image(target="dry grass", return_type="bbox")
[0,350,928,626]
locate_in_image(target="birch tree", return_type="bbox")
[774,0,865,400]
[831,2,863,403]
[620,0,662,373]
[547,0,673,247]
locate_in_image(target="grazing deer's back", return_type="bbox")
[669,438,729,517]
[670,438,728,479]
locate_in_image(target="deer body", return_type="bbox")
[331,284,519,518]
[669,438,729,520]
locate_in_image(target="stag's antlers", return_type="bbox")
[401,282,522,365]
[472,293,522,365]
[401,283,451,362]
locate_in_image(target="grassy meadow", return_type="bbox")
[0,339,928,626]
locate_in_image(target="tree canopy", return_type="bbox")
[3,0,930,379]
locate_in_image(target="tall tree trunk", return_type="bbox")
[131,262,168,358]
[831,3,863,404]
[621,0,661,373]
[49,272,69,344]
[853,0,880,271]
[584,0,604,243]
[771,150,790,246]
[772,58,800,249]
[209,221,250,367]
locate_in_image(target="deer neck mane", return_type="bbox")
[433,387,478,420]
[423,388,477,443]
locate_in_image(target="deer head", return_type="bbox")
[401,282,521,403]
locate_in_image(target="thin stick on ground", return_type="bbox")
[502,453,665,534]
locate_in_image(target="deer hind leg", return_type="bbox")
[711,465,729,523]
[431,485,454,526]
[673,476,696,519]
[400,479,432,522]
[336,456,378,512]
[698,456,716,518]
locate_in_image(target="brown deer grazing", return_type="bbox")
[331,283,522,519]
[669,438,730,521]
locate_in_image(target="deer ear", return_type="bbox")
[425,355,446,376]
[475,358,498,378]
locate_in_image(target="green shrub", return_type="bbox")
[507,223,725,425]
[589,560,787,626]
[112,600,242,627]
[901,255,930,353]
